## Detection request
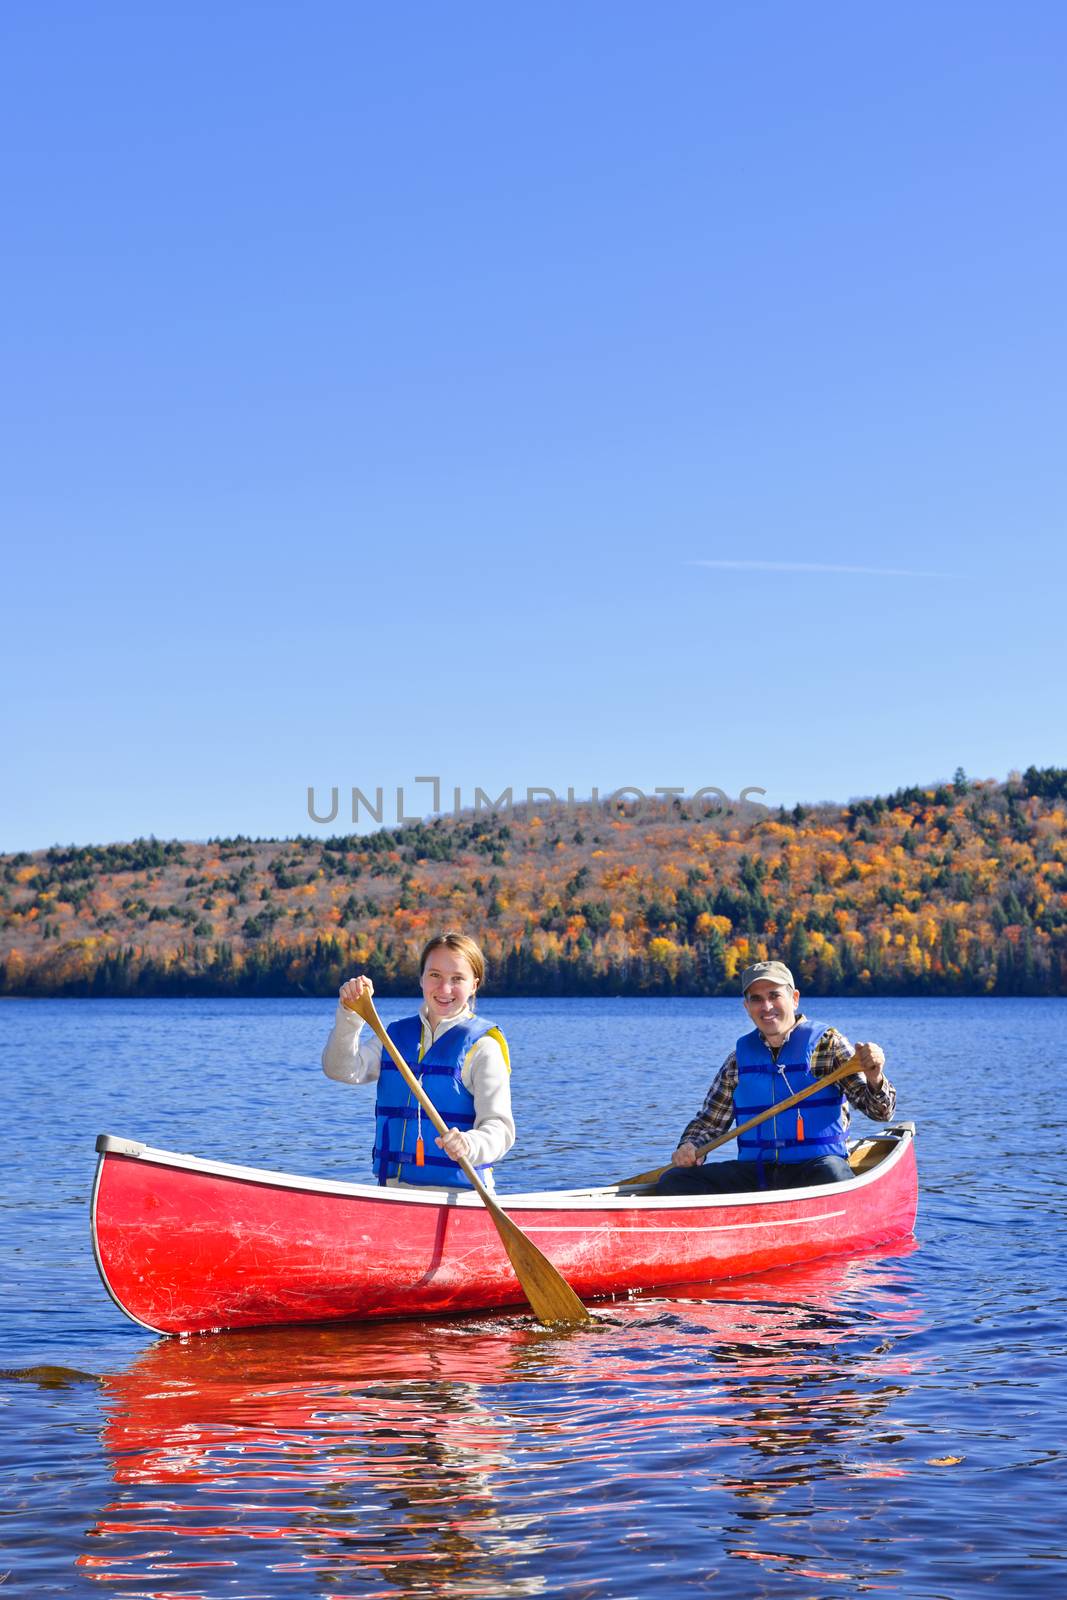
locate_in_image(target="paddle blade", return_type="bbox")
[492,1205,593,1326]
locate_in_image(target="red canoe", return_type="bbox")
[91,1124,918,1335]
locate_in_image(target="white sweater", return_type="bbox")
[321,1002,516,1172]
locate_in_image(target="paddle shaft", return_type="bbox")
[620,1053,867,1187]
[342,993,592,1326]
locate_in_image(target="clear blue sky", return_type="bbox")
[3,2,1065,851]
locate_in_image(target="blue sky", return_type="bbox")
[3,1,1065,851]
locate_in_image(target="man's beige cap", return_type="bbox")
[741,960,796,994]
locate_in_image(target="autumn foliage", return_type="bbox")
[2,768,1065,997]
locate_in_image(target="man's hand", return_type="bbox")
[671,1141,700,1168]
[437,1127,472,1162]
[852,1041,886,1087]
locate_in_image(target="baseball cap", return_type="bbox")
[741,960,796,994]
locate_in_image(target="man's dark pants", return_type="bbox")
[654,1154,853,1194]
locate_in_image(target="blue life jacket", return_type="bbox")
[372,1013,508,1188]
[734,1021,849,1170]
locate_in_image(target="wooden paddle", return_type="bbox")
[618,1053,868,1187]
[343,990,593,1328]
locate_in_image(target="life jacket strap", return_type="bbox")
[374,1101,476,1129]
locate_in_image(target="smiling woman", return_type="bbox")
[321,931,515,1190]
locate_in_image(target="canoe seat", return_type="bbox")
[848,1136,895,1173]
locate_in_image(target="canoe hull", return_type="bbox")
[91,1127,918,1334]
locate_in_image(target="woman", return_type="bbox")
[322,931,514,1189]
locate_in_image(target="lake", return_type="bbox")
[1,995,1064,1597]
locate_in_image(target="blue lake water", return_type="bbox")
[1,995,1065,1597]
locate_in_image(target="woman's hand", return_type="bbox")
[671,1141,700,1167]
[437,1127,472,1162]
[339,975,374,1010]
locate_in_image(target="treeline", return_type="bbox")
[2,765,1065,997]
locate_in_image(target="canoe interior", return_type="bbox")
[847,1135,899,1174]
[612,1129,903,1195]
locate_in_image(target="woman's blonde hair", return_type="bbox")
[419,931,486,991]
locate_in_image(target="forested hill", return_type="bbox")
[2,767,1065,998]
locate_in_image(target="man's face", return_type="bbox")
[743,980,800,1039]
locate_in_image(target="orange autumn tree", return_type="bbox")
[1,768,1065,997]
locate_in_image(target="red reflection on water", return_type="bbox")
[733,1548,854,1581]
[79,1243,921,1595]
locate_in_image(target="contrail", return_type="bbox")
[691,559,949,579]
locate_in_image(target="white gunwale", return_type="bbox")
[93,1124,916,1214]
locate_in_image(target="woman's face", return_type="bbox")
[421,948,477,1024]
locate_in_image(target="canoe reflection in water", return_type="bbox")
[86,1328,545,1596]
[78,1243,922,1596]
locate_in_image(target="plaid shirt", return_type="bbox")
[679,1014,897,1154]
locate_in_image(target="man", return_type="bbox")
[655,960,896,1193]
